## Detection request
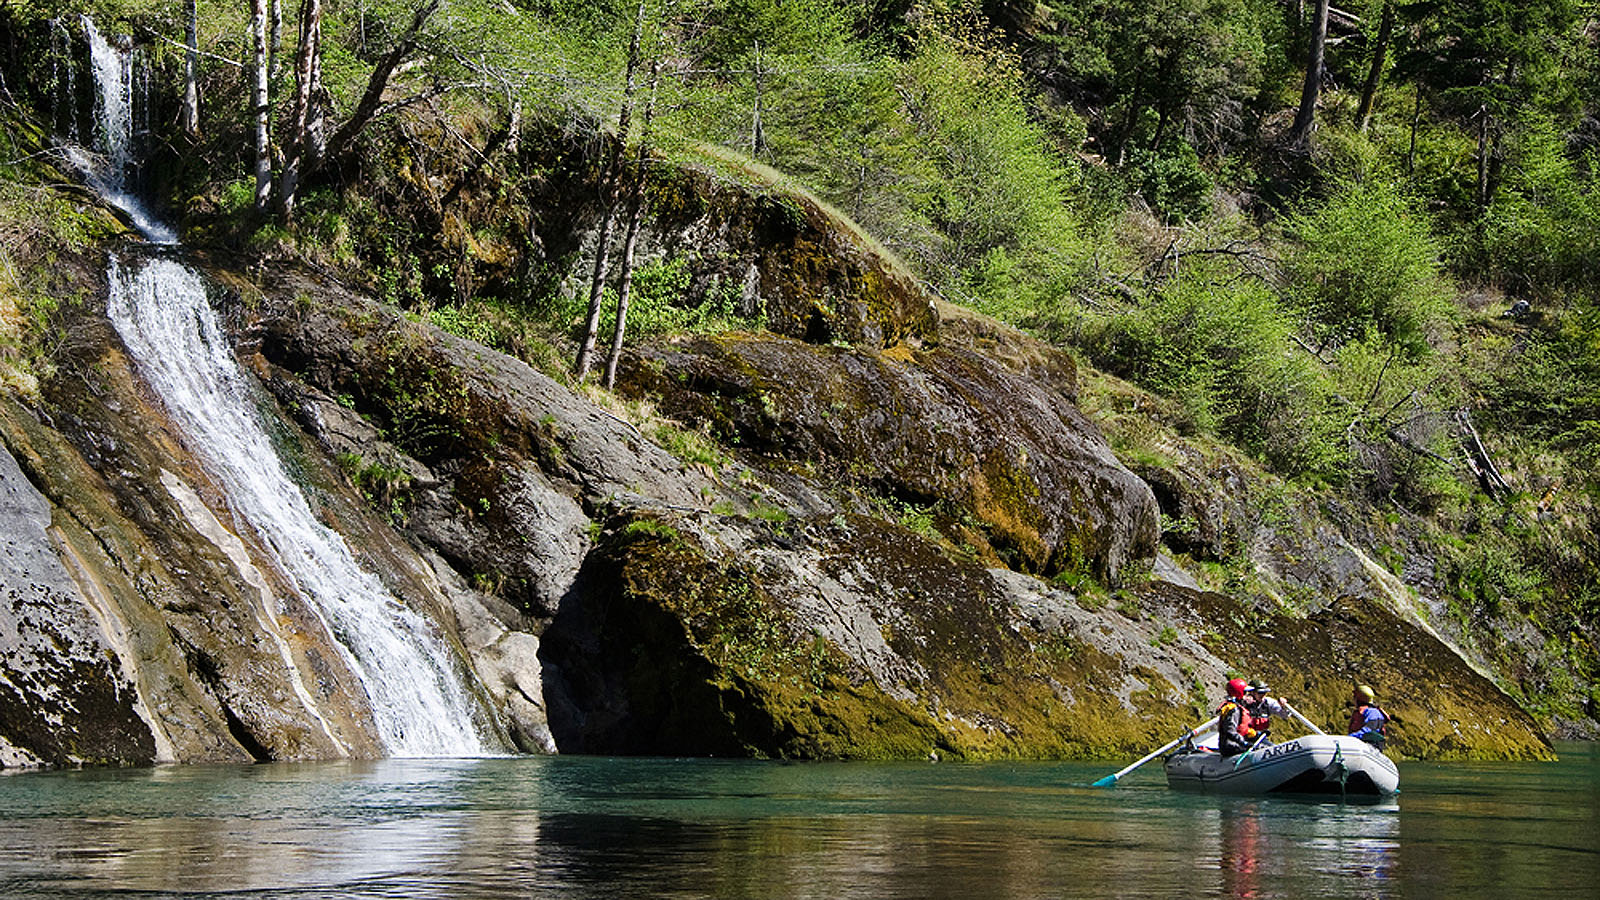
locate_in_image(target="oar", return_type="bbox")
[1092,719,1217,787]
[1232,730,1270,769]
[1281,701,1326,736]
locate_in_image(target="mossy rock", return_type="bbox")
[539,510,948,758]
[619,331,1158,582]
[541,509,1201,759]
[1134,581,1554,761]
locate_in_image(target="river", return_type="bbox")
[0,743,1594,898]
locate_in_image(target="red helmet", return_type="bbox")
[1226,678,1249,699]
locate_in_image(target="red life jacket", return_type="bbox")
[1217,699,1258,739]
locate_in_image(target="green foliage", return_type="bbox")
[650,420,731,471]
[572,255,763,343]
[899,30,1088,287]
[1030,0,1278,161]
[624,518,683,542]
[336,452,414,524]
[1080,258,1340,475]
[1281,180,1454,359]
[428,303,504,347]
[1150,625,1179,648]
[0,108,112,401]
[1123,141,1214,223]
[1474,115,1600,293]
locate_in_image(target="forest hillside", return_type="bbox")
[1,0,1597,763]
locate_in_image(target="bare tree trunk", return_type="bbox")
[1288,0,1330,147]
[270,0,283,80]
[1476,103,1491,210]
[1150,52,1179,154]
[279,0,324,219]
[251,0,272,214]
[1456,409,1511,497]
[604,58,663,390]
[1355,1,1394,133]
[306,21,327,165]
[1114,68,1146,166]
[750,40,766,156]
[505,97,522,157]
[180,0,200,136]
[574,0,647,382]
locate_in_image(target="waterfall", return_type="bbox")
[82,15,131,181]
[80,20,493,758]
[51,18,77,142]
[71,17,175,245]
[106,259,490,757]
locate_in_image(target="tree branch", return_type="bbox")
[325,0,443,163]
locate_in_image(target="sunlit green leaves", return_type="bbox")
[1281,180,1454,360]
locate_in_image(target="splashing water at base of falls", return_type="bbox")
[106,257,491,757]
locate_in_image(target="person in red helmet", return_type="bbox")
[1216,677,1263,756]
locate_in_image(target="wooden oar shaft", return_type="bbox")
[1095,718,1218,786]
[1283,701,1326,736]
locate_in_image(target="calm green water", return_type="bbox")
[0,743,1595,899]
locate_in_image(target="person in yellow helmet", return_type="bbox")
[1348,684,1389,749]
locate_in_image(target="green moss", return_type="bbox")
[343,325,516,464]
[970,451,1049,572]
[336,452,414,524]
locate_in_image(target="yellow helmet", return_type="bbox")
[1354,684,1376,703]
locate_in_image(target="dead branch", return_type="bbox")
[1455,408,1512,498]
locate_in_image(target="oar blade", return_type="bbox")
[1091,773,1119,787]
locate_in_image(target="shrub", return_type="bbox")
[1281,180,1455,359]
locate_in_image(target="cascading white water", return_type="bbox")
[106,259,490,757]
[74,17,175,244]
[80,20,492,757]
[82,15,131,180]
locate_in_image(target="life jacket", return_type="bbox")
[1248,704,1271,734]
[1349,703,1388,735]
[1217,699,1258,739]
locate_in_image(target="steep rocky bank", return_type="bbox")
[0,161,1554,763]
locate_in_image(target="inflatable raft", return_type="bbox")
[1165,735,1399,796]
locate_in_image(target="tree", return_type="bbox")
[278,0,325,218]
[1287,0,1330,147]
[255,0,444,219]
[1354,1,1395,133]
[604,56,664,390]
[1029,0,1272,163]
[180,0,199,136]
[251,0,271,214]
[574,0,648,382]
[1395,0,1585,212]
[1281,180,1453,361]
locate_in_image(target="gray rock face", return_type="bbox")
[620,333,1160,582]
[246,270,718,616]
[0,443,154,767]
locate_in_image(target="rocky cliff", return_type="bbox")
[0,150,1555,764]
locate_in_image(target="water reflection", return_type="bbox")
[1207,798,1399,899]
[0,750,1594,899]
